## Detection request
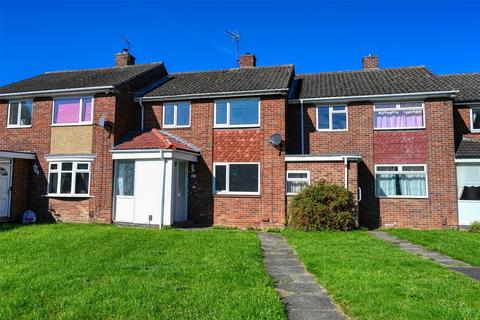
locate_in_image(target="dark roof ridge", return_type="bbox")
[170,64,294,75]
[43,61,164,74]
[296,65,428,77]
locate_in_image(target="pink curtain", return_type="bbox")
[375,110,423,129]
[82,99,92,122]
[54,99,80,124]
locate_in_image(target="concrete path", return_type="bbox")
[258,233,347,320]
[369,231,480,281]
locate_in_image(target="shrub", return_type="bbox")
[468,221,480,233]
[288,181,357,231]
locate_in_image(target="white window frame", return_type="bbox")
[51,97,94,126]
[47,161,92,197]
[286,170,310,195]
[375,164,428,199]
[316,105,348,132]
[212,162,260,195]
[469,106,480,133]
[7,99,33,128]
[214,98,261,128]
[373,101,425,130]
[162,101,191,128]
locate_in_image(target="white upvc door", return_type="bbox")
[173,161,188,223]
[0,163,12,218]
[113,160,135,223]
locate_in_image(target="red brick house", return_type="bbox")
[0,51,479,229]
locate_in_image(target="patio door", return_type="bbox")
[0,163,12,218]
[173,161,188,223]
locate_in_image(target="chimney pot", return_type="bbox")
[238,53,256,68]
[115,51,135,67]
[362,55,379,69]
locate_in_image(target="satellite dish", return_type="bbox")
[268,133,282,146]
[98,115,106,127]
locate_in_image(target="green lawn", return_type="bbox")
[387,229,480,267]
[284,230,480,320]
[0,224,285,320]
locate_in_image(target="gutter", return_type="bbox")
[135,88,290,102]
[138,97,145,131]
[289,90,459,104]
[0,86,116,99]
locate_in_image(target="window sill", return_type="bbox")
[213,193,260,198]
[470,129,480,133]
[316,129,347,132]
[44,194,93,198]
[214,125,260,129]
[6,125,32,129]
[374,127,426,131]
[51,123,93,127]
[376,196,428,199]
[162,125,191,129]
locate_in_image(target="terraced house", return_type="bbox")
[0,51,479,229]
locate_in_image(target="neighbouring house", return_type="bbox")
[0,51,479,229]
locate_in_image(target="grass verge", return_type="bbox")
[0,224,285,320]
[386,229,480,266]
[284,229,480,320]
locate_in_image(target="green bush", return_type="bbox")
[468,221,480,233]
[288,181,357,231]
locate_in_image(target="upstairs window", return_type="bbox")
[213,162,260,195]
[53,97,93,125]
[163,102,190,128]
[375,165,427,198]
[48,161,91,196]
[374,102,424,130]
[470,107,480,132]
[8,100,32,127]
[214,99,260,128]
[286,171,310,195]
[316,105,347,131]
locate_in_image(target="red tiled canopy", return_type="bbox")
[114,129,200,153]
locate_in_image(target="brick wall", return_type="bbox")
[143,96,287,228]
[454,104,480,140]
[10,158,30,221]
[288,100,458,229]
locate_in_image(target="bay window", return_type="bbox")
[375,165,427,198]
[163,102,190,128]
[48,162,91,196]
[52,97,93,125]
[8,100,32,127]
[374,102,424,129]
[213,163,260,194]
[316,105,347,131]
[470,107,480,132]
[286,171,310,195]
[214,99,260,127]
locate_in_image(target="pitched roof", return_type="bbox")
[0,62,165,95]
[456,137,480,158]
[140,65,294,100]
[114,129,201,153]
[438,73,480,103]
[292,66,456,100]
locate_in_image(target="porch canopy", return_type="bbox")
[0,150,35,160]
[111,129,200,227]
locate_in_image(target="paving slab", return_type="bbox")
[258,232,347,320]
[369,231,479,281]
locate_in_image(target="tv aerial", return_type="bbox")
[225,30,240,65]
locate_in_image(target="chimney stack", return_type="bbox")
[238,53,256,68]
[362,54,379,69]
[115,49,135,67]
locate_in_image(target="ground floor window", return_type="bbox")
[457,163,480,200]
[213,162,260,195]
[48,161,91,196]
[115,160,135,196]
[286,171,310,195]
[375,164,427,198]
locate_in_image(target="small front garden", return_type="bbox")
[0,224,284,320]
[284,230,480,320]
[387,228,480,266]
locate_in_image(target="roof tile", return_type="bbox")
[114,129,200,153]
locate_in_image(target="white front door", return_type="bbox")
[0,164,12,218]
[114,160,135,223]
[174,161,188,223]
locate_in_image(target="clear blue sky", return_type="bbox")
[1,1,479,85]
